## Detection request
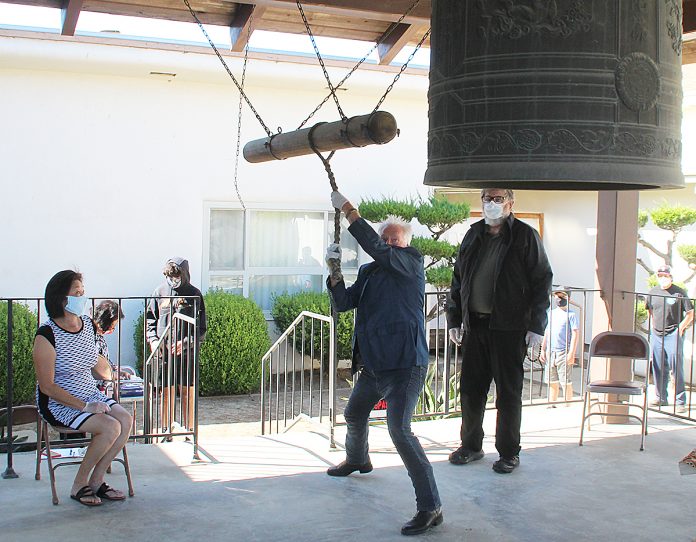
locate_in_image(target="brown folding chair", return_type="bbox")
[38,416,134,505]
[579,331,650,450]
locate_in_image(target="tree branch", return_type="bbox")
[638,237,669,261]
[637,257,653,275]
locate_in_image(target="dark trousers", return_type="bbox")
[459,319,526,459]
[344,365,441,512]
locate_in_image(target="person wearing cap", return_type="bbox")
[446,188,553,474]
[646,265,693,413]
[540,291,579,405]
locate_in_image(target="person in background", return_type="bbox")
[646,265,694,413]
[92,300,128,398]
[146,257,206,436]
[540,291,579,405]
[34,270,132,506]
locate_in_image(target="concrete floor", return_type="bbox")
[2,403,696,542]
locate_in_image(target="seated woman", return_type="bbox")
[34,270,132,507]
[92,300,129,398]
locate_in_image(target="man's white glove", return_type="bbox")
[525,331,544,347]
[325,243,342,263]
[331,191,350,211]
[449,327,463,346]
[82,401,111,414]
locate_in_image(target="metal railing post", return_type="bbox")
[2,300,18,479]
[329,312,337,449]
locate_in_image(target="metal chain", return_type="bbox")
[297,0,423,129]
[372,27,430,113]
[232,10,254,210]
[296,0,347,121]
[184,0,273,137]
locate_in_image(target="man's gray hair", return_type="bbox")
[378,215,413,245]
[481,188,515,202]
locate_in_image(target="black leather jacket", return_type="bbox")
[446,214,553,335]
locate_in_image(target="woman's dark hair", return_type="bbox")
[44,270,83,318]
[92,300,125,332]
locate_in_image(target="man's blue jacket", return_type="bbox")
[328,218,429,373]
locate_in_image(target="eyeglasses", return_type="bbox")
[481,195,507,204]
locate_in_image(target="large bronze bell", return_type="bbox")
[424,0,684,190]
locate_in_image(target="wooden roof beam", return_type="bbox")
[377,23,422,65]
[685,0,696,34]
[61,0,82,36]
[230,4,266,52]
[234,0,430,25]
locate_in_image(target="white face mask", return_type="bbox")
[658,277,672,289]
[483,201,506,220]
[65,295,88,316]
[167,277,182,289]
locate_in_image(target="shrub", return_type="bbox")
[425,265,454,290]
[132,311,146,375]
[0,302,38,406]
[416,194,470,231]
[411,236,458,262]
[650,204,696,232]
[678,245,696,266]
[635,299,648,325]
[358,197,418,222]
[271,291,354,360]
[199,290,269,396]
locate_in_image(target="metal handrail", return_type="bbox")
[260,311,334,440]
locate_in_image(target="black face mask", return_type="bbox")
[555,297,568,308]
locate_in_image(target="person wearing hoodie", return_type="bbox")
[146,257,207,437]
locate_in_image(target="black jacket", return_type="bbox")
[447,214,553,335]
[146,257,207,344]
[328,218,429,373]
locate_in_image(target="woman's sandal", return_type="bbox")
[70,485,102,507]
[95,482,126,501]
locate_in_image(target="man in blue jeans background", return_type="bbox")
[325,190,441,536]
[646,265,694,413]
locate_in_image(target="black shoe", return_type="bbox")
[448,446,484,465]
[401,509,443,536]
[492,455,519,474]
[326,460,373,477]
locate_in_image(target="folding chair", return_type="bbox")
[579,331,650,450]
[38,416,134,505]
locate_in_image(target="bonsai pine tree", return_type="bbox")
[637,203,696,286]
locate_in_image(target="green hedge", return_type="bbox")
[0,302,38,406]
[271,291,354,360]
[132,311,147,376]
[199,290,269,396]
[132,292,269,395]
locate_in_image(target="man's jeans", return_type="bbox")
[344,365,441,512]
[651,330,686,405]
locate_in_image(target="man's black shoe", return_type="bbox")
[326,460,373,477]
[401,509,443,536]
[492,455,520,474]
[448,446,484,465]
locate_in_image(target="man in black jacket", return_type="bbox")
[326,190,442,536]
[146,257,207,436]
[447,189,552,474]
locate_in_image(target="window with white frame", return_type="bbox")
[205,205,361,313]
